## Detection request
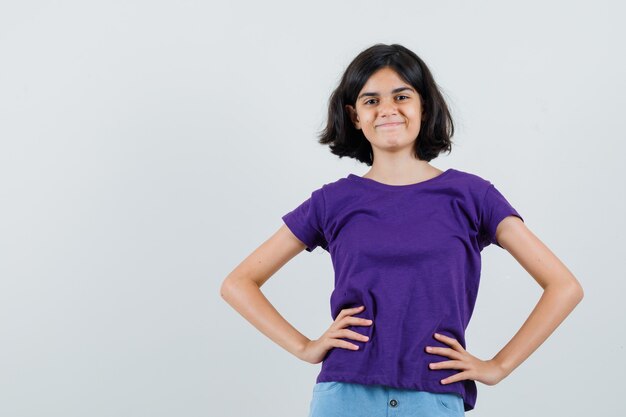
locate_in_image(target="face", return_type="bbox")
[345,66,425,153]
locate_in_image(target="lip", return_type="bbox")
[376,122,404,128]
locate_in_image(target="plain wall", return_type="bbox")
[0,1,624,416]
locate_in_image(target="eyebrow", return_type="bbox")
[357,86,415,101]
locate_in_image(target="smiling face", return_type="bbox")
[345,66,425,155]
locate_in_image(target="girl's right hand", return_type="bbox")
[298,305,373,364]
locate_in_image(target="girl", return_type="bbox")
[220,43,583,416]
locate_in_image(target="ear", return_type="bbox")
[345,104,361,130]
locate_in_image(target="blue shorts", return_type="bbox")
[308,381,465,417]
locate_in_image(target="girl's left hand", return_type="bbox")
[425,333,507,386]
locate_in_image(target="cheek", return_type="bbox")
[362,120,377,134]
[407,108,423,125]
[363,115,376,125]
[357,112,375,127]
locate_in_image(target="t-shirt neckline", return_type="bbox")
[347,168,454,190]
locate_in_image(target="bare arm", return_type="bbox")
[219,224,311,358]
[491,216,584,378]
[427,216,584,386]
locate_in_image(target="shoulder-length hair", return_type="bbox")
[318,43,454,165]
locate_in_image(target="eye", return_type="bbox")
[364,98,378,105]
[396,95,410,101]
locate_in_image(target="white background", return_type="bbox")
[1,1,624,416]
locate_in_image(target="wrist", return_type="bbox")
[294,338,311,359]
[490,356,512,380]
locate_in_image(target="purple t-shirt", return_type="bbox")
[281,168,523,412]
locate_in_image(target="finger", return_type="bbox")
[328,328,368,342]
[434,333,465,351]
[428,359,464,371]
[337,328,370,342]
[330,338,361,350]
[425,346,463,360]
[330,315,369,331]
[346,316,373,327]
[440,370,471,385]
[337,305,365,320]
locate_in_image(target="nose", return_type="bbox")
[378,97,398,117]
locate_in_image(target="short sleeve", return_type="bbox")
[479,183,524,250]
[281,188,329,252]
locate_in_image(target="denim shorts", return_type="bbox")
[308,381,465,417]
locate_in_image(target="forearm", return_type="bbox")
[220,278,310,358]
[492,282,583,378]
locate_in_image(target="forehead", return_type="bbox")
[360,67,411,91]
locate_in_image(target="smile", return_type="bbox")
[377,122,404,128]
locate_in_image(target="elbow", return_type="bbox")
[566,280,584,305]
[220,277,236,300]
[220,275,255,301]
[546,279,584,305]
[570,274,584,302]
[555,272,585,301]
[574,282,584,302]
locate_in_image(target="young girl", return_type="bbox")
[220,43,583,416]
